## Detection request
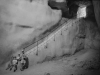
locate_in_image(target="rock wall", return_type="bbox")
[26,18,100,66]
[0,0,61,65]
[92,1,100,30]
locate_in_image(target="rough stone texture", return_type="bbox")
[0,0,100,68]
[26,18,100,65]
[92,1,100,30]
[0,0,61,65]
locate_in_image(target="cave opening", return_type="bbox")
[0,0,100,75]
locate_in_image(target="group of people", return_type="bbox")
[6,50,29,72]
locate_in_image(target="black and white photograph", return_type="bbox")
[0,0,100,75]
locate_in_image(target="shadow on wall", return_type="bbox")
[92,1,100,30]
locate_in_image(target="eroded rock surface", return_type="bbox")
[0,0,61,65]
[25,18,100,66]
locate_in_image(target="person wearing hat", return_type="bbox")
[12,56,18,72]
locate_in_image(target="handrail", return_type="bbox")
[24,18,68,52]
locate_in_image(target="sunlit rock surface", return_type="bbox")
[2,17,99,75]
[0,0,100,74]
[26,18,100,66]
[77,6,86,18]
[1,18,100,75]
[0,0,61,65]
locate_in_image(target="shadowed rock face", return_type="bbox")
[69,0,100,31]
[92,1,100,30]
[0,0,62,65]
[48,0,72,18]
